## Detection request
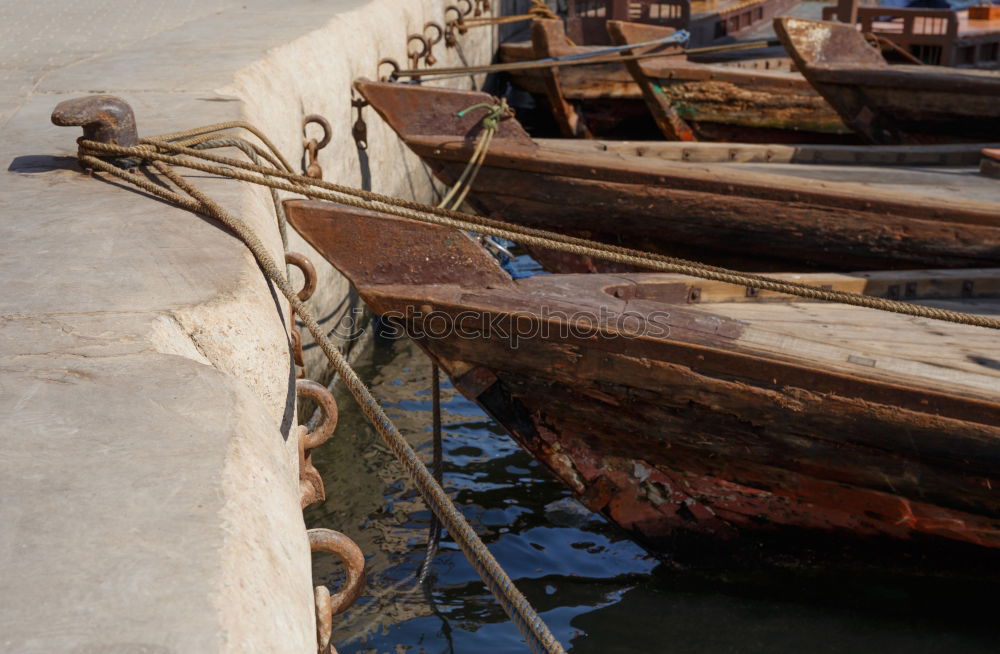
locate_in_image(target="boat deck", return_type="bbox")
[514,269,1000,403]
[537,139,1000,209]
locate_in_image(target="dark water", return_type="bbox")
[304,253,997,654]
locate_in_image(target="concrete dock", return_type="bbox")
[0,1,490,651]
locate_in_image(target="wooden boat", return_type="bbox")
[285,197,1000,571]
[501,18,838,140]
[775,17,1000,144]
[604,19,849,141]
[354,79,1000,274]
[563,0,800,46]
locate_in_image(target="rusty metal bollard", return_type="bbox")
[302,114,332,180]
[285,251,317,378]
[309,528,366,654]
[296,379,338,508]
[51,95,141,169]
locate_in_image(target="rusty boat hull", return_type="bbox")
[355,79,1000,274]
[285,198,1000,573]
[776,17,1000,144]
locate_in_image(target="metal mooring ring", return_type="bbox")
[302,114,332,150]
[296,379,338,450]
[308,528,366,617]
[424,21,444,46]
[444,5,463,24]
[378,58,401,82]
[458,0,474,15]
[407,33,430,61]
[285,251,317,301]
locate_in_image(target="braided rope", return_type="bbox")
[75,149,566,654]
[392,34,783,81]
[77,137,1000,331]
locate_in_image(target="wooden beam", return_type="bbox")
[531,19,593,139]
[607,20,696,141]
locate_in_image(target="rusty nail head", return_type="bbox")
[904,281,918,298]
[887,284,901,300]
[687,287,701,303]
[962,280,975,297]
[745,286,759,298]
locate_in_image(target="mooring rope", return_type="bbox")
[75,141,566,654]
[77,135,1000,331]
[417,363,445,585]
[437,100,510,211]
[391,35,782,82]
[457,0,559,27]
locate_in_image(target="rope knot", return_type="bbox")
[456,98,511,132]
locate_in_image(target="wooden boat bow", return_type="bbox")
[285,197,1000,571]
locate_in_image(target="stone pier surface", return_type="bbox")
[0,1,490,651]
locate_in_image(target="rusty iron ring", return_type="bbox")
[407,33,430,61]
[308,528,366,617]
[296,379,338,450]
[424,21,444,46]
[377,57,401,82]
[458,0,474,15]
[444,7,468,37]
[284,251,317,301]
[444,5,464,23]
[302,114,332,150]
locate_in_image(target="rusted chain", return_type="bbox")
[77,136,1000,331]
